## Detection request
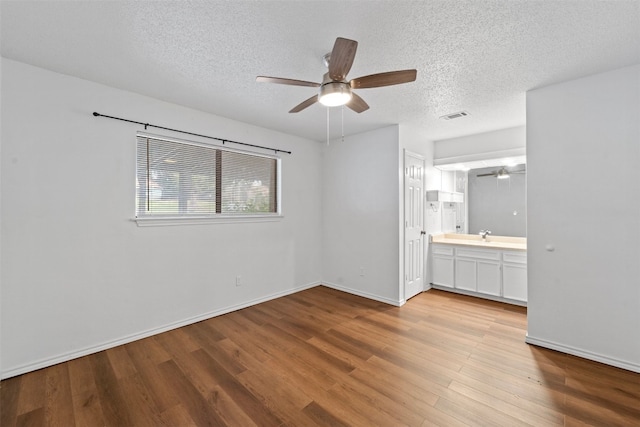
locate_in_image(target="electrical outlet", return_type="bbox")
[235,275,242,287]
[359,267,365,277]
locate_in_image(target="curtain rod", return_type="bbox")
[92,112,292,155]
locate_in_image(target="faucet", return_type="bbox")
[479,229,492,240]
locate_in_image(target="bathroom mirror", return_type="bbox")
[435,156,527,238]
[466,164,526,237]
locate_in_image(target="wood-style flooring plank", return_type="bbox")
[190,348,283,427]
[43,363,75,427]
[156,359,227,427]
[89,351,134,427]
[435,391,533,427]
[117,373,167,427]
[66,356,98,397]
[70,390,106,427]
[301,400,350,427]
[14,369,46,417]
[236,368,314,426]
[15,407,44,427]
[0,376,21,427]
[349,363,440,411]
[124,338,182,412]
[448,379,564,425]
[105,345,138,380]
[158,404,198,427]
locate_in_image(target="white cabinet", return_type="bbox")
[431,245,454,288]
[426,190,464,203]
[432,256,454,288]
[477,260,501,296]
[430,244,527,305]
[455,258,477,291]
[502,251,527,302]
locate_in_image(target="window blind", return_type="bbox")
[136,133,279,217]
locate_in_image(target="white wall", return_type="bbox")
[526,65,640,372]
[0,58,323,378]
[321,125,402,305]
[434,126,526,164]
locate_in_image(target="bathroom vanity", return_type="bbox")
[430,233,527,306]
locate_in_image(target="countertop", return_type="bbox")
[430,233,527,251]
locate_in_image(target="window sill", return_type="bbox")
[133,215,283,227]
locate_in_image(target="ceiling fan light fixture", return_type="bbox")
[319,82,352,107]
[497,169,510,179]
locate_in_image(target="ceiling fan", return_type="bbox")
[256,37,417,113]
[477,166,526,179]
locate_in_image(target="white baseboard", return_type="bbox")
[525,335,640,374]
[322,282,404,307]
[1,281,321,380]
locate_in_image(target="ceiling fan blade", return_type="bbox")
[346,92,369,113]
[350,69,417,89]
[289,95,318,113]
[476,172,497,177]
[256,76,320,88]
[328,37,358,81]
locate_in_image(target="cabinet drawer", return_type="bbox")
[455,248,500,261]
[432,245,454,256]
[503,251,527,264]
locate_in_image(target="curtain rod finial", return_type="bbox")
[93,112,100,117]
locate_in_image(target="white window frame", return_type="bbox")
[134,131,282,226]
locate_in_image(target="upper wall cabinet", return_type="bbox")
[426,190,464,203]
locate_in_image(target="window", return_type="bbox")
[136,132,280,220]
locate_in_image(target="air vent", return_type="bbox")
[440,111,469,120]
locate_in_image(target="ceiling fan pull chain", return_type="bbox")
[326,107,330,146]
[341,105,345,143]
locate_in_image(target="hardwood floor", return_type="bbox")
[2,286,639,426]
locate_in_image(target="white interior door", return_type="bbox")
[404,151,425,301]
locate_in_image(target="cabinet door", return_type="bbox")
[455,258,476,291]
[432,256,454,288]
[503,263,527,301]
[477,260,501,296]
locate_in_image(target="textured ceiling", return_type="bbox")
[2,1,639,143]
